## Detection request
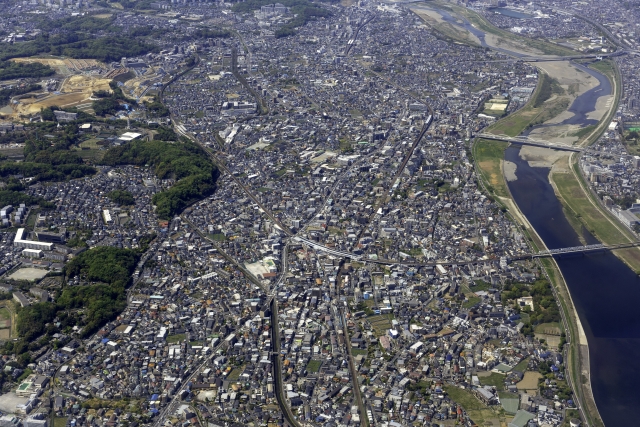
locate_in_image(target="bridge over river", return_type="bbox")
[476,133,600,154]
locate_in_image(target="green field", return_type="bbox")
[534,322,562,335]
[552,171,636,247]
[227,366,243,381]
[166,333,185,343]
[79,138,102,149]
[513,357,530,372]
[479,372,506,391]
[444,385,504,426]
[498,392,520,415]
[306,360,322,373]
[470,280,493,291]
[367,314,394,336]
[444,385,488,411]
[75,138,106,161]
[351,348,368,356]
[473,139,509,198]
[588,60,615,81]
[0,307,11,321]
[462,296,481,309]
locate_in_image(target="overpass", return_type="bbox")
[291,236,363,260]
[476,133,591,153]
[344,13,376,57]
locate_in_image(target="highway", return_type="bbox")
[468,51,627,63]
[292,232,640,265]
[533,241,640,257]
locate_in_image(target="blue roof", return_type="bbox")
[151,394,159,401]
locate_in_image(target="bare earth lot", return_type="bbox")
[8,267,49,281]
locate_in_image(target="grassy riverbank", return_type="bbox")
[551,158,640,273]
[485,72,568,136]
[472,139,509,198]
[547,58,640,273]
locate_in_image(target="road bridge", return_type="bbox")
[534,241,640,257]
[477,133,590,153]
[533,244,607,257]
[468,51,625,63]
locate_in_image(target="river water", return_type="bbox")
[423,5,640,424]
[506,145,640,426]
[432,8,528,57]
[500,43,640,427]
[488,7,534,19]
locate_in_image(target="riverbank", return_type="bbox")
[417,4,606,425]
[545,59,640,274]
[470,65,605,427]
[410,1,576,56]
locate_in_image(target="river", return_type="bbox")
[431,8,529,57]
[496,29,640,427]
[506,145,640,426]
[488,7,534,20]
[422,4,640,424]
